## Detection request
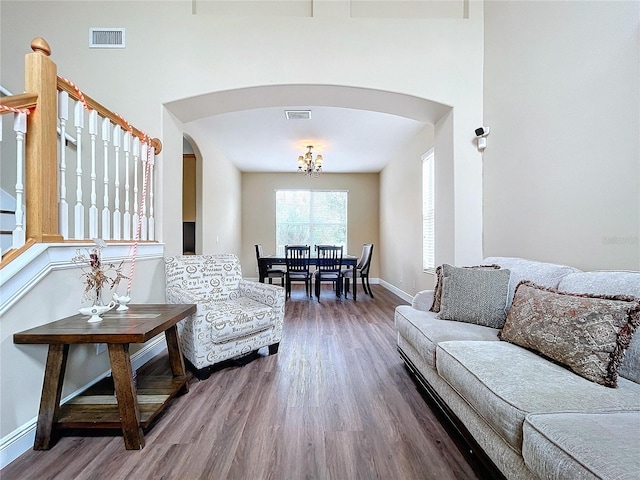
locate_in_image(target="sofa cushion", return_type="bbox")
[558,271,640,385]
[500,281,640,387]
[205,297,276,343]
[483,256,581,309]
[523,411,640,480]
[436,264,511,328]
[435,340,640,452]
[395,305,500,368]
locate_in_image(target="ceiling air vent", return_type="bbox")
[285,110,311,120]
[89,28,125,48]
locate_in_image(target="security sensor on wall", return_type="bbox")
[475,126,490,137]
[475,126,490,151]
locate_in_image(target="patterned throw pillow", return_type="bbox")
[430,263,501,313]
[500,281,640,388]
[436,264,511,328]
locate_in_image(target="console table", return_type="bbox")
[13,303,196,450]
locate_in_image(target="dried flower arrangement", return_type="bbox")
[72,241,127,304]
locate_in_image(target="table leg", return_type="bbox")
[108,343,144,450]
[353,274,358,301]
[34,343,69,450]
[165,325,189,394]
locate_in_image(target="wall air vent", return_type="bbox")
[285,110,311,120]
[89,28,125,48]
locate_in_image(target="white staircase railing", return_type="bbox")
[0,111,28,257]
[0,37,162,264]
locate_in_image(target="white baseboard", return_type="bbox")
[246,276,412,304]
[0,336,167,470]
[378,279,413,304]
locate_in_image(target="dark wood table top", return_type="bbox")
[261,254,358,264]
[13,304,196,345]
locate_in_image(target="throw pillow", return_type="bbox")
[430,263,501,313]
[500,281,640,388]
[436,264,511,328]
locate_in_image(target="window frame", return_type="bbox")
[275,189,348,255]
[422,149,435,273]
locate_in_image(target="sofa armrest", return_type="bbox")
[239,279,285,309]
[412,290,435,311]
[166,286,212,305]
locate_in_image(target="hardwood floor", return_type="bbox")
[2,285,480,480]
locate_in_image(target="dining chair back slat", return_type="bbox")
[314,245,343,301]
[284,245,312,298]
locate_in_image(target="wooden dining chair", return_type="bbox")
[314,245,343,301]
[342,243,374,301]
[284,245,312,299]
[255,244,285,286]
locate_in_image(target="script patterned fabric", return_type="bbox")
[165,254,285,369]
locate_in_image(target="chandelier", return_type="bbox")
[297,145,323,177]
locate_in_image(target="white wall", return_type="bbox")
[241,172,380,278]
[183,122,243,256]
[0,0,486,462]
[483,1,640,271]
[0,0,486,267]
[0,246,166,458]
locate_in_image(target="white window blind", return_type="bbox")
[276,190,348,255]
[422,149,435,272]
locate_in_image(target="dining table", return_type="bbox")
[257,253,358,284]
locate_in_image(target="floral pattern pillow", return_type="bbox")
[500,281,640,387]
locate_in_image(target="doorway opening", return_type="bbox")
[183,138,196,254]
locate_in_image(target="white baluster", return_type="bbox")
[74,102,85,239]
[12,112,27,250]
[123,131,131,240]
[140,142,148,241]
[58,91,69,239]
[101,117,111,239]
[148,146,156,241]
[112,125,122,240]
[88,110,98,239]
[132,137,140,241]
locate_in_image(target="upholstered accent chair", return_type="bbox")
[164,254,285,379]
[342,243,374,301]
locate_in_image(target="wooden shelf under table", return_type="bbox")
[57,374,188,429]
[13,304,196,450]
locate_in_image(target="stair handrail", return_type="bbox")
[0,37,162,268]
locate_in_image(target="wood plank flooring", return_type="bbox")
[2,285,480,480]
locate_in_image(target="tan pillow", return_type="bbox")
[430,263,501,312]
[500,281,640,387]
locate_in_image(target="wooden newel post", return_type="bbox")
[25,37,63,243]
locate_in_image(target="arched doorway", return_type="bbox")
[182,137,197,254]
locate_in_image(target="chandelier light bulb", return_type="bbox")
[296,145,323,177]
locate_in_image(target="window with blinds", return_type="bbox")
[422,149,435,272]
[275,190,348,255]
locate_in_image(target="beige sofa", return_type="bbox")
[395,257,640,480]
[165,254,285,378]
